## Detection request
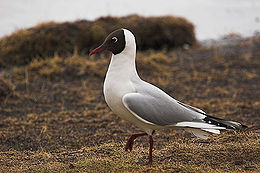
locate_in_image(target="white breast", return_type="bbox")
[103,62,136,122]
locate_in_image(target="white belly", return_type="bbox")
[104,77,135,122]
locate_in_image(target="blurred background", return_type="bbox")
[1,0,260,40]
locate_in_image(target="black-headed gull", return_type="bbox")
[90,29,247,164]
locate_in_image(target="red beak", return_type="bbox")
[89,46,105,56]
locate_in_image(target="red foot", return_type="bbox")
[125,133,147,151]
[125,130,155,164]
[146,135,153,165]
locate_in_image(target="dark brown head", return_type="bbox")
[90,29,126,56]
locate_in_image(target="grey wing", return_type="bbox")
[122,92,205,126]
[176,101,206,114]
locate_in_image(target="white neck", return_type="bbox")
[106,49,139,82]
[105,29,140,82]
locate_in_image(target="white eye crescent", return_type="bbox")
[112,37,118,43]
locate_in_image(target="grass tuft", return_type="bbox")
[0,15,196,67]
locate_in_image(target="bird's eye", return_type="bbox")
[112,37,118,43]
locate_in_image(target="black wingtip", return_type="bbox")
[241,124,248,129]
[203,115,247,131]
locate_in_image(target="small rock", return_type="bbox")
[0,79,12,101]
[234,160,243,165]
[69,163,75,169]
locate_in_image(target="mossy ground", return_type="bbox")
[0,37,259,172]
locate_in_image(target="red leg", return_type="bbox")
[125,133,147,151]
[147,135,153,165]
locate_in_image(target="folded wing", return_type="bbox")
[122,93,206,126]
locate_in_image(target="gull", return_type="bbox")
[89,28,247,164]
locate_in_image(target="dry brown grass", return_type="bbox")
[0,15,196,67]
[0,37,259,172]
